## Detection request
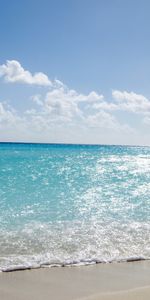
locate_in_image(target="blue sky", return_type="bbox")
[0,0,150,145]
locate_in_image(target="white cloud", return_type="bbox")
[0,102,16,124]
[1,59,150,145]
[44,89,82,121]
[30,86,105,122]
[143,116,150,125]
[82,91,104,103]
[84,110,118,129]
[31,94,43,106]
[112,90,150,114]
[0,85,121,143]
[0,60,52,86]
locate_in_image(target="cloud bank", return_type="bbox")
[0,60,150,145]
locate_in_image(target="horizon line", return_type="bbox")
[0,141,149,148]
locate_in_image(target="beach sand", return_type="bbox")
[0,261,150,300]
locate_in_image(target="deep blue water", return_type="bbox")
[0,143,150,271]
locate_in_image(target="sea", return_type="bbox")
[0,143,150,271]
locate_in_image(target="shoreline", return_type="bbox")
[0,261,150,300]
[1,256,149,273]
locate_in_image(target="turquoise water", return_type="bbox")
[0,143,150,271]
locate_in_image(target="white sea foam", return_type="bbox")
[0,219,150,272]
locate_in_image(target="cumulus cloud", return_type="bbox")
[112,90,150,114]
[0,82,143,143]
[1,97,130,144]
[1,59,150,145]
[80,91,104,103]
[0,60,52,86]
[143,116,150,125]
[0,102,17,124]
[84,110,118,129]
[44,89,81,121]
[0,86,121,142]
[31,94,43,106]
[29,85,105,122]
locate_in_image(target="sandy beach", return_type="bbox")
[0,261,150,300]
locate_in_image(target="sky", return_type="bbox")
[0,0,150,145]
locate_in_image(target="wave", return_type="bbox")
[1,255,149,272]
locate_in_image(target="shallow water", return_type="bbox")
[0,143,150,271]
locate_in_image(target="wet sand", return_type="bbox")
[0,261,150,300]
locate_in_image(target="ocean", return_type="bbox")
[0,143,150,271]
